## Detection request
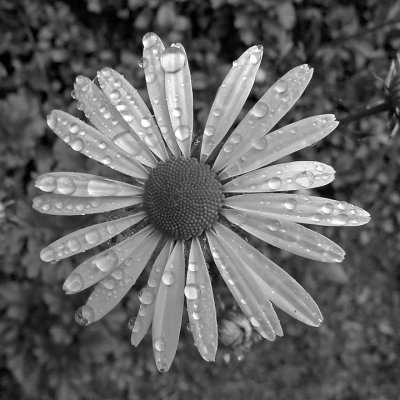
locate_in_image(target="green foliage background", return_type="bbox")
[0,0,399,399]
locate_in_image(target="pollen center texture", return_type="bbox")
[144,158,224,240]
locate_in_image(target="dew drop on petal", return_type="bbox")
[295,171,315,188]
[154,338,165,352]
[172,108,182,117]
[85,229,101,245]
[192,312,200,321]
[102,156,112,165]
[161,47,186,73]
[204,126,215,137]
[142,32,158,48]
[64,273,84,293]
[57,177,76,195]
[145,73,156,83]
[267,220,281,231]
[184,284,200,300]
[275,79,288,93]
[188,262,198,272]
[138,57,148,69]
[40,248,55,262]
[128,317,136,331]
[332,214,350,225]
[285,198,297,210]
[70,139,84,152]
[75,305,95,326]
[140,117,151,128]
[250,317,260,327]
[93,251,119,272]
[36,175,57,192]
[67,238,81,252]
[267,177,282,190]
[253,102,269,118]
[138,287,154,304]
[101,277,116,290]
[162,271,175,286]
[312,213,323,222]
[175,125,190,141]
[321,203,334,214]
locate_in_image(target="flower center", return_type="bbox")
[144,158,224,240]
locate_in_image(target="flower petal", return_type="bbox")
[220,115,338,179]
[131,239,174,347]
[142,33,180,157]
[162,44,193,158]
[76,228,163,324]
[223,161,335,193]
[186,237,218,362]
[40,211,146,263]
[200,45,263,163]
[206,228,278,340]
[211,222,323,326]
[35,172,143,197]
[213,64,313,173]
[63,225,153,294]
[32,194,142,216]
[152,240,185,372]
[222,208,345,262]
[47,110,149,179]
[97,68,168,161]
[73,75,157,167]
[225,194,371,226]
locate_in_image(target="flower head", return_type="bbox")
[34,32,370,372]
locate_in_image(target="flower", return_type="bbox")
[33,32,370,372]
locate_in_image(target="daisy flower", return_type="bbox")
[33,32,370,372]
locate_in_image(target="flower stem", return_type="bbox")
[339,102,391,124]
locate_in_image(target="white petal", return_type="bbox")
[63,225,153,294]
[76,228,163,324]
[225,193,371,226]
[40,211,146,262]
[162,44,193,158]
[220,115,338,179]
[131,239,174,347]
[97,68,168,161]
[47,110,149,179]
[142,33,180,157]
[211,222,323,326]
[186,237,218,361]
[222,208,345,262]
[200,45,263,163]
[73,75,157,167]
[32,194,142,216]
[223,161,335,193]
[35,172,143,197]
[152,240,185,372]
[206,229,278,340]
[213,65,313,172]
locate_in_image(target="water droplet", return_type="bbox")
[295,171,315,188]
[57,176,76,195]
[285,198,297,210]
[140,117,151,128]
[145,72,156,83]
[175,125,190,141]
[102,156,112,165]
[69,123,80,134]
[138,57,148,68]
[85,229,101,245]
[36,175,57,192]
[93,251,119,272]
[224,143,234,153]
[161,47,186,73]
[332,214,349,225]
[275,79,288,93]
[157,360,169,372]
[188,262,198,272]
[128,317,136,331]
[101,277,116,289]
[213,108,221,117]
[211,250,220,259]
[154,338,165,351]
[138,287,154,304]
[253,136,267,150]
[184,284,200,300]
[267,220,281,231]
[142,32,158,48]
[109,89,120,100]
[204,126,215,137]
[192,312,200,320]
[40,248,55,262]
[162,271,175,285]
[267,177,282,190]
[312,213,323,222]
[67,238,81,252]
[75,305,95,326]
[253,102,269,118]
[172,108,182,117]
[70,138,84,152]
[321,203,334,214]
[250,317,260,327]
[249,48,262,64]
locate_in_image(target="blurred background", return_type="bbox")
[0,0,399,399]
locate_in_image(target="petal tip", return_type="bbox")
[142,32,160,49]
